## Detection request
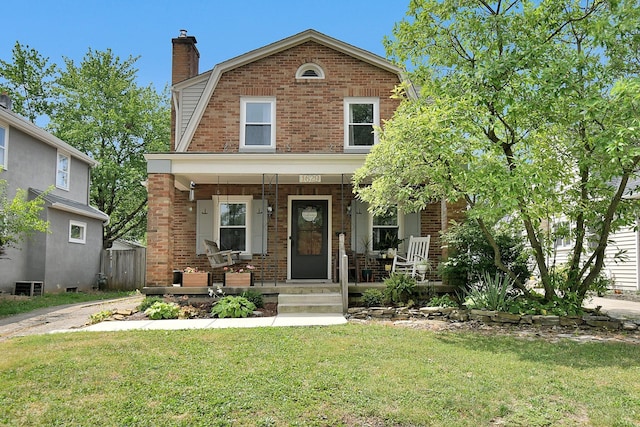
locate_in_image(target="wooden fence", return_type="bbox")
[100,248,146,291]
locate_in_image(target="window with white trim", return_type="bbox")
[69,220,87,244]
[295,63,325,79]
[372,206,400,251]
[240,97,276,150]
[0,124,7,169]
[344,97,379,150]
[554,221,572,249]
[215,196,252,254]
[56,151,70,190]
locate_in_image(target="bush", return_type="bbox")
[211,296,256,318]
[241,289,264,308]
[427,294,458,308]
[138,296,163,312]
[464,272,515,311]
[440,221,531,288]
[361,289,384,307]
[144,301,180,320]
[383,273,417,305]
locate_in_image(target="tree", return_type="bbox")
[49,49,170,248]
[0,179,49,257]
[353,0,640,303]
[0,41,57,123]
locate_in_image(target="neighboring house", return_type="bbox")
[145,29,464,288]
[552,177,640,291]
[0,96,109,294]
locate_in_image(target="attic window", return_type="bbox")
[296,63,325,79]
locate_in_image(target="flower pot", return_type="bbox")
[416,265,429,274]
[224,272,253,287]
[182,272,209,287]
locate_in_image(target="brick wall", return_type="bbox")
[146,173,175,286]
[187,41,401,153]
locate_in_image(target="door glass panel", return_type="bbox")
[296,205,323,256]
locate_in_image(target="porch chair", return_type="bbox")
[203,239,241,269]
[391,235,431,279]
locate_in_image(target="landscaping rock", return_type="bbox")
[532,315,560,326]
[493,312,521,324]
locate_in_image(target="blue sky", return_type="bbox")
[1,0,410,91]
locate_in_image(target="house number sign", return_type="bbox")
[299,174,321,183]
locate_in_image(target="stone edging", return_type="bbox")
[347,306,640,331]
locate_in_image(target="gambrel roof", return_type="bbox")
[172,29,409,152]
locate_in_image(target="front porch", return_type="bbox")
[142,281,457,311]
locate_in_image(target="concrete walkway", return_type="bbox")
[584,296,640,320]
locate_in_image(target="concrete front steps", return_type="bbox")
[278,291,344,314]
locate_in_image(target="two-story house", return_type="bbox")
[0,96,109,294]
[144,29,463,291]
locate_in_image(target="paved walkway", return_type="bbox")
[1,294,639,341]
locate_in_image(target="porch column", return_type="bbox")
[146,173,175,286]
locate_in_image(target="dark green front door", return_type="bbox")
[291,200,329,279]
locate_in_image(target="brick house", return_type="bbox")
[145,29,462,290]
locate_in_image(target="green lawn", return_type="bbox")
[1,324,638,426]
[0,291,135,318]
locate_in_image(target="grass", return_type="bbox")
[0,324,639,426]
[0,291,135,318]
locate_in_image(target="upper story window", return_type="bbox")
[295,63,325,79]
[0,124,7,169]
[240,97,276,151]
[56,151,70,190]
[344,97,379,151]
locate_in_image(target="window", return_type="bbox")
[240,97,276,150]
[295,63,325,79]
[554,221,572,249]
[344,97,379,150]
[0,124,7,169]
[216,196,252,253]
[57,151,70,190]
[372,206,399,251]
[69,220,87,244]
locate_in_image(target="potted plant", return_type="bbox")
[223,264,255,287]
[382,233,404,257]
[359,236,374,282]
[182,267,209,287]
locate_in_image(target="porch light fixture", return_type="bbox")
[346,202,352,216]
[267,205,273,217]
[189,181,196,202]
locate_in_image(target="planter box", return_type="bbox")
[182,272,209,287]
[224,272,253,287]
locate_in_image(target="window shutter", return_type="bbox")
[251,199,268,254]
[195,200,214,255]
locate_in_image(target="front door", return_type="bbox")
[290,199,329,279]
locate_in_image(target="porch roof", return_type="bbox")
[145,152,366,190]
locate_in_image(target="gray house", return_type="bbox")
[0,97,109,294]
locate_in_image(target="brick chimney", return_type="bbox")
[171,30,199,149]
[172,29,199,85]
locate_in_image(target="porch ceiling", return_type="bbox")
[146,153,366,190]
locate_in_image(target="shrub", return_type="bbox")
[427,294,458,308]
[138,296,163,312]
[439,221,531,288]
[464,272,515,311]
[144,301,180,320]
[383,273,417,305]
[361,289,384,307]
[89,309,113,324]
[240,289,264,308]
[211,296,256,318]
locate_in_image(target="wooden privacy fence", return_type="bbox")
[100,248,146,291]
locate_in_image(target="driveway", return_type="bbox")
[0,294,144,342]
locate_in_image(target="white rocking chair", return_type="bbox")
[203,240,240,269]
[391,235,431,280]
